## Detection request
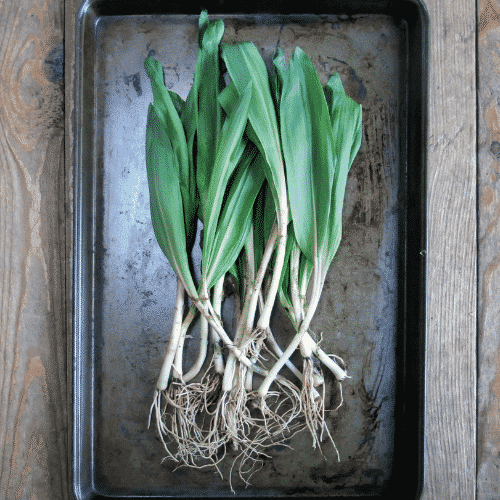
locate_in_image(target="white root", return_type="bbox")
[301,358,340,461]
[222,224,277,392]
[153,363,226,466]
[258,260,323,398]
[312,341,349,382]
[156,278,185,392]
[255,290,302,380]
[151,200,347,487]
[182,314,208,382]
[255,174,289,332]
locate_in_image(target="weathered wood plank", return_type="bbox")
[421,0,477,498]
[0,0,480,497]
[477,0,500,498]
[0,0,69,498]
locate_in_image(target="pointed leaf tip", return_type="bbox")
[327,73,346,94]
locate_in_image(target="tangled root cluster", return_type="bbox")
[148,323,346,491]
[149,361,344,490]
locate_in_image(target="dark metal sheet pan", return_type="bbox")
[72,0,428,497]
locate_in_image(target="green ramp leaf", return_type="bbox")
[144,56,197,247]
[145,104,198,299]
[205,146,266,289]
[202,82,253,284]
[324,74,362,273]
[196,16,225,218]
[221,42,286,215]
[271,47,287,108]
[279,47,335,265]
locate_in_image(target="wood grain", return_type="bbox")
[421,0,477,499]
[0,0,69,498]
[0,0,480,497]
[477,0,500,498]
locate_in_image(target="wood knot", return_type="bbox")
[490,141,500,159]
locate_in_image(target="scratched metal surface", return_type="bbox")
[74,10,421,498]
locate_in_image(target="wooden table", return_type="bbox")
[0,0,491,497]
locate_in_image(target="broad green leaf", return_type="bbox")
[168,90,184,116]
[323,74,362,273]
[196,17,225,216]
[181,83,199,218]
[145,104,198,299]
[279,226,297,296]
[324,72,345,98]
[202,82,253,281]
[218,80,239,116]
[228,261,238,282]
[271,47,287,108]
[221,42,285,213]
[252,178,278,273]
[298,249,313,299]
[280,47,335,264]
[205,146,266,288]
[144,57,196,246]
[201,17,224,51]
[231,248,247,303]
[180,13,225,231]
[144,57,189,183]
[197,10,210,48]
[263,180,278,244]
[218,80,264,154]
[252,181,266,273]
[277,225,299,327]
[325,73,363,167]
